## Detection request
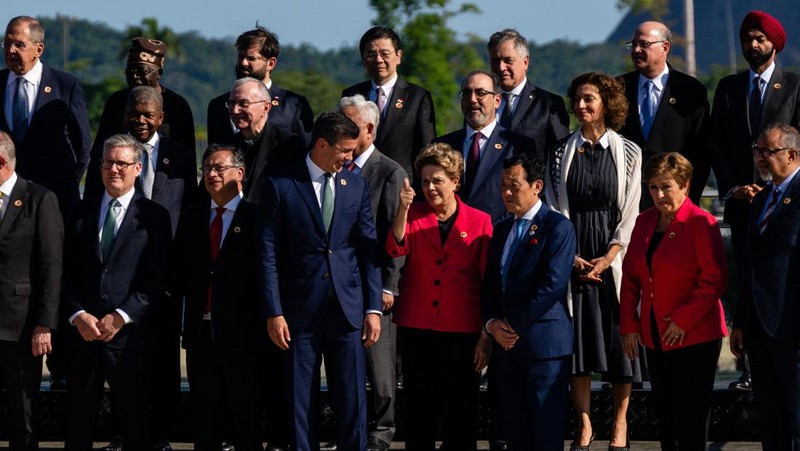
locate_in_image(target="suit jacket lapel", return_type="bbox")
[765,175,800,230]
[359,151,378,180]
[761,67,786,130]
[0,178,27,236]
[469,126,509,198]
[508,209,544,271]
[0,70,9,131]
[292,164,327,237]
[151,138,173,199]
[510,81,536,131]
[378,79,407,144]
[107,193,140,262]
[34,66,52,113]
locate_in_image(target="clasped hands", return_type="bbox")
[74,311,125,342]
[487,318,519,351]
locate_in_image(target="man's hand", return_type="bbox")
[267,315,292,350]
[487,318,519,351]
[97,312,125,342]
[381,292,395,312]
[361,313,381,348]
[730,328,745,358]
[474,333,492,372]
[74,312,102,342]
[731,184,763,202]
[31,326,52,357]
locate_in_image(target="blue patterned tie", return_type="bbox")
[641,80,656,139]
[501,218,527,289]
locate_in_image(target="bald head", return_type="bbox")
[630,21,671,78]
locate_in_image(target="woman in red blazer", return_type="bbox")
[386,143,492,451]
[621,152,728,450]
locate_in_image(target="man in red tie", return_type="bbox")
[173,144,263,451]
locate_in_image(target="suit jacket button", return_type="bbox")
[323,273,330,279]
[328,249,333,254]
[433,280,440,286]
[100,294,107,300]
[432,300,439,307]
[650,292,654,298]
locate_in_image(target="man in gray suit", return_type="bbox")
[338,95,407,451]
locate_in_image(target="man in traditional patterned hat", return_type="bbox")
[710,10,800,395]
[92,37,195,153]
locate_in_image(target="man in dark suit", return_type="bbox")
[93,37,195,153]
[0,14,90,392]
[207,25,314,147]
[259,112,382,451]
[730,123,800,450]
[711,10,800,391]
[435,70,534,222]
[0,16,90,216]
[338,95,407,451]
[617,21,710,207]
[63,134,171,451]
[342,26,436,180]
[487,29,569,162]
[482,153,576,451]
[0,131,63,450]
[175,145,262,451]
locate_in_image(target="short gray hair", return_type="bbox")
[127,85,163,110]
[0,131,16,169]
[231,77,271,101]
[103,134,143,161]
[337,94,380,128]
[487,28,529,59]
[762,122,800,150]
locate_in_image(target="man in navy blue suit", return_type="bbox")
[482,152,576,451]
[731,123,800,450]
[259,112,382,451]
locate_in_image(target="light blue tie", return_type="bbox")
[641,80,656,139]
[501,218,527,289]
[321,173,334,231]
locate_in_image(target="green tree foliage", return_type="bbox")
[82,76,127,137]
[119,17,185,62]
[274,70,347,117]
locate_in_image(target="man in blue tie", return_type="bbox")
[482,152,576,451]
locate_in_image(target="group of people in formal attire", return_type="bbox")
[1,6,800,451]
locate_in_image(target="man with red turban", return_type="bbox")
[711,9,800,450]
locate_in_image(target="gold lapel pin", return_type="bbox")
[14,200,22,207]
[494,143,503,150]
[340,178,347,186]
[784,197,791,205]
[669,97,676,104]
[162,158,169,165]
[577,146,585,154]
[460,231,467,238]
[774,83,782,90]
[233,226,241,233]
[395,102,403,109]
[44,86,52,93]
[272,99,279,106]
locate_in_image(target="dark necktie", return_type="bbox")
[465,132,483,189]
[749,75,763,138]
[206,206,225,314]
[500,92,515,128]
[758,187,780,234]
[13,77,29,142]
[501,218,527,289]
[641,80,656,139]
[100,199,120,262]
[321,173,334,231]
[346,161,360,175]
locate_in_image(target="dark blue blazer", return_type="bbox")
[504,80,570,164]
[434,124,535,223]
[735,174,800,343]
[62,191,172,349]
[0,66,91,214]
[206,84,314,147]
[482,205,575,359]
[258,161,382,332]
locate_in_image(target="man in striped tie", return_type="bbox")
[731,122,800,450]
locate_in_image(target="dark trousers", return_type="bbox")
[747,324,800,450]
[186,321,262,451]
[494,345,570,451]
[398,327,480,451]
[260,339,291,444]
[282,301,368,451]
[66,340,153,451]
[366,312,396,444]
[0,340,43,451]
[647,339,721,451]
[150,300,182,442]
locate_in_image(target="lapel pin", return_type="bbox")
[784,197,791,205]
[774,83,782,90]
[233,226,241,233]
[14,200,22,207]
[272,97,280,106]
[460,231,467,238]
[44,86,52,93]
[529,237,538,245]
[668,97,676,104]
[528,224,538,236]
[494,143,503,150]
[340,178,347,186]
[162,158,169,165]
[577,146,585,154]
[669,232,676,239]
[395,98,404,109]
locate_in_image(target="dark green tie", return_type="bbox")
[321,173,334,231]
[100,199,119,261]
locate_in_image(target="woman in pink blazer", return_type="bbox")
[621,152,728,450]
[386,143,492,451]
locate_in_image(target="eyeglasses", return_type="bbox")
[751,145,794,158]
[226,99,266,110]
[460,89,497,99]
[101,159,137,171]
[625,40,667,50]
[363,50,396,61]
[201,164,240,175]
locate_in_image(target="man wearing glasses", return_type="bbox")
[617,21,711,210]
[93,37,195,153]
[435,70,534,222]
[342,26,436,182]
[63,134,171,451]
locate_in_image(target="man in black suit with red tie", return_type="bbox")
[617,21,710,208]
[175,145,262,451]
[207,25,314,147]
[342,26,436,181]
[0,131,63,450]
[487,29,569,163]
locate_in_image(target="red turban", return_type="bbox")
[740,10,786,53]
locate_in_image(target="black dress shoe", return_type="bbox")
[265,440,290,451]
[100,437,123,451]
[221,442,235,451]
[729,372,752,391]
[489,439,508,451]
[320,441,337,451]
[367,436,390,451]
[153,440,173,451]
